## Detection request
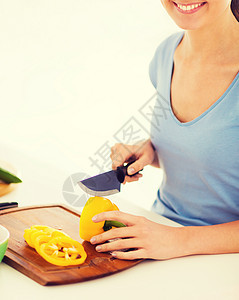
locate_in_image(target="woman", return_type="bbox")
[90,0,239,260]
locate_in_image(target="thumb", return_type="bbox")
[127,157,147,175]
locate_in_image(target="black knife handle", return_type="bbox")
[116,161,143,183]
[0,202,18,210]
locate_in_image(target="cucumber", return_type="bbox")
[0,167,22,184]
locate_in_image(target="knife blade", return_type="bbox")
[78,162,141,196]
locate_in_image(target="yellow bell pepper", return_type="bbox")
[24,225,67,248]
[24,225,87,266]
[79,196,126,242]
[35,236,87,266]
[24,228,40,248]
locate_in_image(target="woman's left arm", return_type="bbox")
[90,211,239,260]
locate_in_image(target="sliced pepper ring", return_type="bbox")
[31,229,68,248]
[36,236,87,266]
[24,225,68,248]
[24,228,39,248]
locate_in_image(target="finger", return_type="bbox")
[111,154,125,170]
[126,155,149,175]
[110,144,128,168]
[95,237,139,253]
[90,226,134,244]
[111,249,146,260]
[110,144,136,169]
[92,210,138,226]
[123,173,143,184]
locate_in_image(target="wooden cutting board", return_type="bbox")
[0,204,142,285]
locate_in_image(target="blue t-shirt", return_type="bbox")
[149,32,239,226]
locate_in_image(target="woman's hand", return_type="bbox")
[90,210,187,260]
[110,139,159,184]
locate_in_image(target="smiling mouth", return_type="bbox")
[173,2,206,13]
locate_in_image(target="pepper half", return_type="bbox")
[79,196,126,242]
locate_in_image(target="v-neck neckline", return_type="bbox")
[168,32,239,127]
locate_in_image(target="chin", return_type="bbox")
[173,19,203,30]
[162,0,233,31]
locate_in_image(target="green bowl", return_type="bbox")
[0,225,9,262]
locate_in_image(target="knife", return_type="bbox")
[0,202,18,210]
[78,162,142,196]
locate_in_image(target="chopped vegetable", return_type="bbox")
[36,236,87,266]
[24,225,87,266]
[24,225,64,248]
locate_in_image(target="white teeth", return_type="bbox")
[176,2,203,11]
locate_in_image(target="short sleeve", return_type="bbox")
[149,46,161,89]
[148,32,184,90]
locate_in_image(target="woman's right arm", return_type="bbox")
[110,139,160,183]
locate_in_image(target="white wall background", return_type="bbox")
[0,0,179,210]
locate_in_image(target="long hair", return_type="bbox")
[231,0,239,21]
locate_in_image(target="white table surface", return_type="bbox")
[0,145,239,300]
